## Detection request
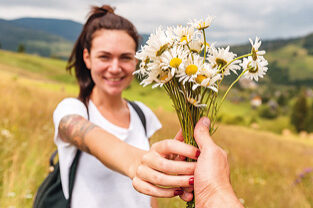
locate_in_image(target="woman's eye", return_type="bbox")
[100,56,110,60]
[121,56,133,61]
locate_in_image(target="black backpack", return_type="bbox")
[33,101,147,208]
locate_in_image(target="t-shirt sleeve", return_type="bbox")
[53,98,88,146]
[53,97,88,199]
[134,101,162,138]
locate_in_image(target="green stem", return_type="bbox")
[202,29,207,63]
[219,53,251,74]
[219,68,249,109]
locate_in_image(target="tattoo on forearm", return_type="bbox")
[58,115,97,153]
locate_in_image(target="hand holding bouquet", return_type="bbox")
[135,14,268,207]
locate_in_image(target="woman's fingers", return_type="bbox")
[173,130,184,142]
[179,191,194,202]
[136,164,193,187]
[151,139,199,160]
[142,152,196,175]
[132,177,184,198]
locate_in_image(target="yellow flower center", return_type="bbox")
[197,22,209,30]
[247,62,258,73]
[185,64,198,76]
[206,42,210,48]
[160,74,168,81]
[169,58,182,68]
[156,44,168,56]
[180,35,188,43]
[251,48,257,61]
[216,58,228,68]
[195,75,207,84]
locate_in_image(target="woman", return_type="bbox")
[53,5,198,207]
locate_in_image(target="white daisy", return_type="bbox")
[168,25,199,45]
[240,56,268,81]
[249,37,266,61]
[176,54,204,84]
[189,39,203,53]
[188,15,215,30]
[179,90,206,108]
[144,26,172,59]
[207,46,241,76]
[187,96,207,108]
[192,64,222,92]
[134,45,150,77]
[159,45,188,74]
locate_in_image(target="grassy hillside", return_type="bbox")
[267,43,313,82]
[0,50,313,207]
[232,33,313,85]
[0,50,75,83]
[0,19,73,59]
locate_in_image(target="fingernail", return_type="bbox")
[195,149,200,158]
[174,189,184,196]
[202,117,210,128]
[189,177,194,185]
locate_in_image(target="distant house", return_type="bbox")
[251,96,262,108]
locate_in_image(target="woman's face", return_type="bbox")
[83,29,137,97]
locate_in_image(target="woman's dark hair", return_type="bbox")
[66,5,140,107]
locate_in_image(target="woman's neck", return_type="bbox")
[89,87,126,112]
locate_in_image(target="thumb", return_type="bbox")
[194,117,215,150]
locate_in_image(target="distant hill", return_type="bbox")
[231,33,313,56]
[0,18,73,59]
[0,17,313,85]
[10,18,82,42]
[0,17,149,58]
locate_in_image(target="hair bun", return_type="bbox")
[100,5,115,14]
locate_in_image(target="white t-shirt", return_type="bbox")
[53,98,162,208]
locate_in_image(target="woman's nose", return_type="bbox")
[108,58,122,73]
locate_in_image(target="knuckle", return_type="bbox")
[132,177,139,190]
[141,154,150,164]
[158,159,168,171]
[185,163,196,174]
[152,173,162,184]
[136,165,144,176]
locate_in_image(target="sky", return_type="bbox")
[0,0,313,45]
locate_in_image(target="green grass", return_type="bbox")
[0,49,75,83]
[1,50,313,207]
[267,44,313,81]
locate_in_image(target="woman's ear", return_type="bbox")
[83,48,91,70]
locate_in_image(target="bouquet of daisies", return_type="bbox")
[134,15,268,207]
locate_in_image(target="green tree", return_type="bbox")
[17,44,25,53]
[304,102,313,132]
[267,61,290,84]
[291,93,308,132]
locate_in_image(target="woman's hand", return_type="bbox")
[132,130,199,202]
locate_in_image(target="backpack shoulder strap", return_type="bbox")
[127,101,147,136]
[67,150,81,205]
[67,101,147,206]
[67,107,89,206]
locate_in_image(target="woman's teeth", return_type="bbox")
[107,78,122,81]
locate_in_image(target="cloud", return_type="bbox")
[0,0,312,44]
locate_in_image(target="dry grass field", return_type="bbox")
[0,50,313,207]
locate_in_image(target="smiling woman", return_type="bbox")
[83,29,137,101]
[37,4,199,208]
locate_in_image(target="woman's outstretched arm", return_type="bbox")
[58,114,198,200]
